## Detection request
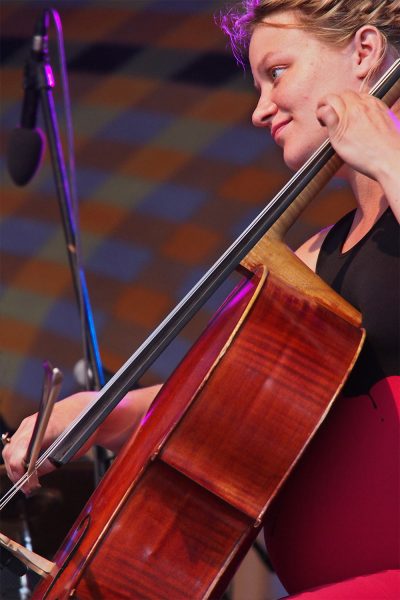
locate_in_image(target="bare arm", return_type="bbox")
[92,385,162,453]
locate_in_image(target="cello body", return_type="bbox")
[32,239,364,599]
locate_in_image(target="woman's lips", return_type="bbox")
[272,119,292,141]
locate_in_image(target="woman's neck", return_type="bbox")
[340,171,388,253]
[348,170,388,221]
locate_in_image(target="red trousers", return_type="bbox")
[287,570,400,599]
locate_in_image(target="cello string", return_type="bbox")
[0,470,40,509]
[1,60,398,512]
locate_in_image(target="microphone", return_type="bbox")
[7,11,49,186]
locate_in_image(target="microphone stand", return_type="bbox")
[31,10,109,482]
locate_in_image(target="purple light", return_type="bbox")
[44,64,55,88]
[389,108,400,132]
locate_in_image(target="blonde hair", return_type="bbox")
[220,0,400,66]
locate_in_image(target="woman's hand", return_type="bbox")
[2,385,160,495]
[316,91,400,183]
[2,391,99,494]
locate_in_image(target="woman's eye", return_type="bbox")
[270,66,285,81]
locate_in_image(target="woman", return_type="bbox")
[3,0,400,596]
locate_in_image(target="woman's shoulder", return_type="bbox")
[295,225,334,272]
[295,208,359,271]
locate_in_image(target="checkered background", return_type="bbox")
[0,0,355,430]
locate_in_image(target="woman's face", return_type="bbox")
[249,11,359,170]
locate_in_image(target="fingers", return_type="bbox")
[316,90,386,131]
[2,432,57,495]
[2,392,95,495]
[317,94,341,129]
[315,90,400,181]
[316,93,351,139]
[2,416,41,494]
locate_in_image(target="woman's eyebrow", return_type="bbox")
[258,51,279,68]
[252,51,280,80]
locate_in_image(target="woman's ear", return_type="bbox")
[352,25,385,81]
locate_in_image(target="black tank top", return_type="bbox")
[316,208,400,396]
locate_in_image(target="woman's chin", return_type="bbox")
[280,122,333,171]
[283,151,308,172]
[283,143,324,173]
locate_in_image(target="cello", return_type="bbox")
[2,58,400,600]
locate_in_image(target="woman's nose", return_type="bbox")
[252,93,277,128]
